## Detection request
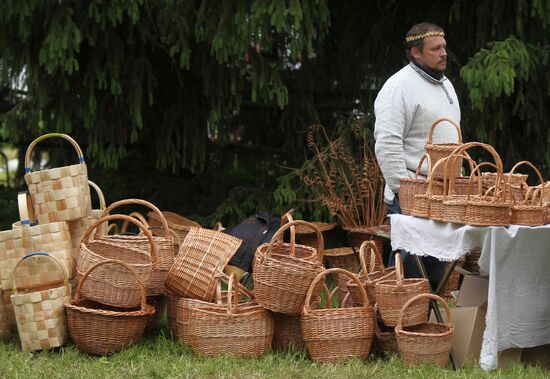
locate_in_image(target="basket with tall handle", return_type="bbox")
[508,161,545,226]
[424,117,463,180]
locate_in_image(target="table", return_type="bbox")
[390,214,550,370]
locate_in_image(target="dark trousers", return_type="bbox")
[386,196,446,290]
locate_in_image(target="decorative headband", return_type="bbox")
[405,31,445,43]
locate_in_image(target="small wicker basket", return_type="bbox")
[508,161,545,226]
[424,117,463,180]
[301,268,375,363]
[375,253,430,327]
[400,154,431,216]
[395,293,454,367]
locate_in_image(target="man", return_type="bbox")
[374,22,461,283]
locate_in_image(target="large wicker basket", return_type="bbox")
[375,253,430,327]
[396,293,454,366]
[424,117,463,180]
[164,227,241,301]
[77,214,156,308]
[66,259,155,355]
[100,199,176,295]
[24,133,91,223]
[253,220,325,315]
[188,273,274,358]
[11,253,71,352]
[301,268,375,363]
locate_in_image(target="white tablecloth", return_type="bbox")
[390,214,550,370]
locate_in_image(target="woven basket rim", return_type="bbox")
[376,278,427,289]
[323,247,354,257]
[65,302,155,317]
[395,322,454,337]
[344,225,391,235]
[293,222,336,234]
[24,162,85,177]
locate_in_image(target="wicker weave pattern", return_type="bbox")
[11,253,71,352]
[165,227,241,301]
[323,247,359,273]
[400,154,431,215]
[66,259,154,355]
[301,268,374,363]
[1,290,15,336]
[0,286,11,341]
[272,312,304,351]
[374,310,398,354]
[396,293,454,366]
[375,253,430,327]
[101,199,176,295]
[188,273,274,358]
[24,134,91,223]
[77,214,155,308]
[148,211,201,248]
[0,222,73,289]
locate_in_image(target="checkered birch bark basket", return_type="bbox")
[10,253,71,352]
[0,285,12,341]
[2,193,73,290]
[24,133,91,224]
[67,181,108,274]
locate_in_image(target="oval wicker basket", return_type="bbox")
[395,293,454,367]
[66,259,155,355]
[301,268,375,363]
[77,214,156,308]
[253,220,325,315]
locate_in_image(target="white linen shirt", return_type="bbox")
[374,62,461,203]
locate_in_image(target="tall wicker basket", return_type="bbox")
[11,253,71,352]
[301,268,375,363]
[424,117,463,180]
[24,133,91,224]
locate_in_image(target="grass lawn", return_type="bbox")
[0,318,547,379]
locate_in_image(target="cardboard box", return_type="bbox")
[456,272,488,308]
[430,305,486,368]
[498,348,523,369]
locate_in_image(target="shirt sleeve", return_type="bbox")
[374,83,414,194]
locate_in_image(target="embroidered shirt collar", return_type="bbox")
[409,61,447,84]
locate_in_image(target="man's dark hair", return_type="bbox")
[405,23,445,61]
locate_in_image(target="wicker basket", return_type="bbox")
[145,295,166,331]
[374,307,398,355]
[508,161,545,226]
[272,312,305,351]
[375,253,430,327]
[147,211,201,249]
[188,273,274,357]
[483,172,527,203]
[345,226,386,257]
[400,154,431,216]
[323,247,359,273]
[77,214,156,308]
[301,268,375,363]
[411,157,450,220]
[343,241,396,307]
[24,133,91,224]
[66,259,155,355]
[67,181,108,275]
[11,253,71,352]
[253,220,325,315]
[440,256,466,298]
[424,117,463,180]
[164,227,241,301]
[101,199,176,295]
[1,192,73,290]
[396,293,454,366]
[295,222,336,251]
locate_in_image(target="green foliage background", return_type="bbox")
[1,0,549,228]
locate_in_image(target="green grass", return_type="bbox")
[0,319,547,379]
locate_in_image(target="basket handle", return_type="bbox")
[426,156,450,195]
[264,220,324,263]
[279,209,296,257]
[106,223,119,235]
[24,133,85,174]
[426,117,462,144]
[102,199,171,238]
[11,252,69,293]
[120,212,150,234]
[81,214,157,263]
[17,191,38,226]
[396,293,451,331]
[74,258,148,311]
[508,161,544,206]
[414,154,431,178]
[303,268,371,315]
[443,153,476,197]
[466,162,499,201]
[88,181,106,210]
[394,252,406,291]
[359,240,384,280]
